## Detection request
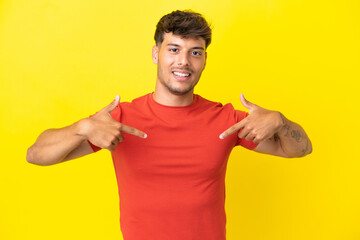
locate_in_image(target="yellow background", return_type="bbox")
[1,0,359,239]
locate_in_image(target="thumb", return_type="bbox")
[240,93,256,113]
[104,95,120,113]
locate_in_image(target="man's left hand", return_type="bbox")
[219,94,285,144]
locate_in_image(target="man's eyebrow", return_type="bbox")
[166,43,204,50]
[167,43,180,47]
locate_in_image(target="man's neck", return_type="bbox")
[152,89,194,107]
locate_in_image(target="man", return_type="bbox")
[27,10,312,240]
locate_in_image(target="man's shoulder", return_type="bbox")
[196,95,250,122]
[119,93,151,107]
[195,94,236,111]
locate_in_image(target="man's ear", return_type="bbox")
[203,52,207,70]
[152,45,159,64]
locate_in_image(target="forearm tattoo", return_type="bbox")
[300,138,310,156]
[291,130,302,143]
[279,113,310,155]
[283,124,302,143]
[279,113,286,125]
[283,125,291,137]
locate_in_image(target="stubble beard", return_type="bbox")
[162,79,196,96]
[157,68,200,96]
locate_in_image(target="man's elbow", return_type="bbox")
[291,143,313,158]
[26,146,36,164]
[302,139,313,157]
[308,145,313,155]
[293,138,313,158]
[26,146,51,166]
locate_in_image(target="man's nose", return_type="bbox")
[177,52,190,66]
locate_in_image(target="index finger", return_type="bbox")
[120,124,147,139]
[219,120,245,139]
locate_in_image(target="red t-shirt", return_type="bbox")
[89,93,257,240]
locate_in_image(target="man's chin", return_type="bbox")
[160,79,198,96]
[166,87,193,96]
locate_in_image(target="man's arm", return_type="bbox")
[252,114,312,158]
[26,95,147,166]
[219,94,312,158]
[26,121,94,166]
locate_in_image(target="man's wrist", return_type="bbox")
[73,118,91,140]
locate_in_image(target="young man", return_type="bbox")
[27,10,312,240]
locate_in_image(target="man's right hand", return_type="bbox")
[79,95,147,152]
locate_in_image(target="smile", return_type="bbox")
[173,71,191,77]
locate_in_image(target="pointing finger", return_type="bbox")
[120,124,147,139]
[219,120,246,140]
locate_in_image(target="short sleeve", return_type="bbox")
[88,140,101,152]
[86,104,122,152]
[235,110,259,150]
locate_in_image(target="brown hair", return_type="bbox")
[154,10,212,49]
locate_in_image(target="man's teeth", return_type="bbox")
[173,72,190,77]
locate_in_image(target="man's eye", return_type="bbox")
[169,48,178,52]
[192,51,202,56]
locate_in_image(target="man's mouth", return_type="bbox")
[173,71,191,77]
[172,71,192,81]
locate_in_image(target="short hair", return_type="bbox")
[154,10,212,49]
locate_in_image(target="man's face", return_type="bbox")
[152,32,207,96]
